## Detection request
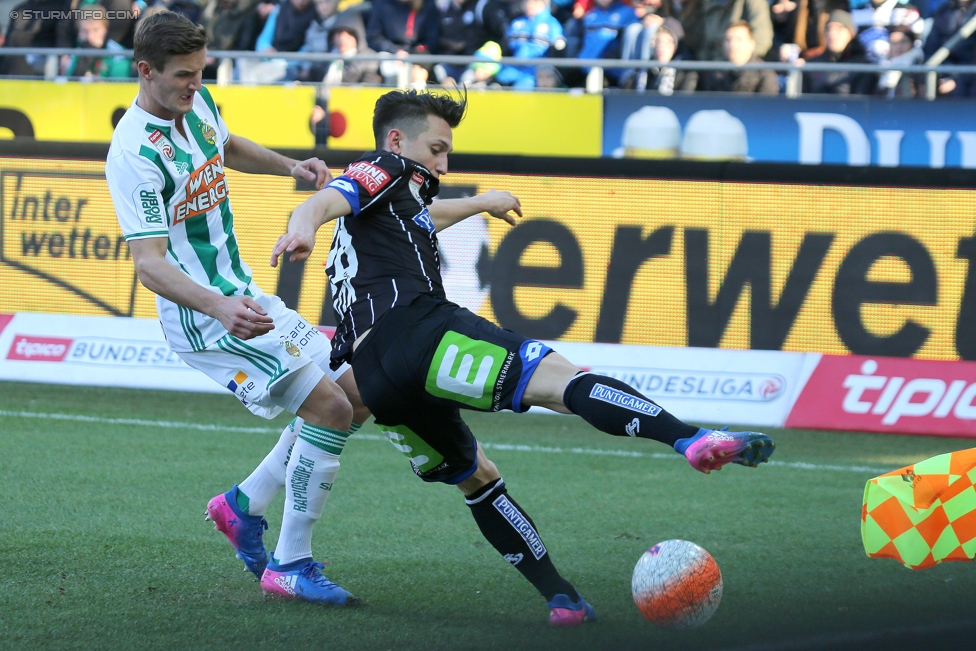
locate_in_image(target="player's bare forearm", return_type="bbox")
[223,134,294,175]
[224,134,331,189]
[270,188,353,267]
[429,190,521,231]
[128,238,273,339]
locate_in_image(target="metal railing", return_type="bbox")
[7,46,976,99]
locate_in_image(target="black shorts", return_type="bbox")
[351,295,552,484]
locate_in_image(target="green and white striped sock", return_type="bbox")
[297,422,351,455]
[274,423,350,565]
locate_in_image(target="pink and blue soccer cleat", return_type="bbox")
[547,593,596,627]
[675,427,775,474]
[205,485,269,578]
[260,558,359,605]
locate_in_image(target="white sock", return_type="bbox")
[238,417,302,516]
[274,427,346,565]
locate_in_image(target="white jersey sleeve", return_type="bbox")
[105,146,170,241]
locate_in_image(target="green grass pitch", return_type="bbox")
[2,381,976,651]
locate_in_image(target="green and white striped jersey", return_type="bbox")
[106,87,263,353]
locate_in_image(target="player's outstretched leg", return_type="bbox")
[554,363,775,474]
[464,475,595,627]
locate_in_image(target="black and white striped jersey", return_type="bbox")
[325,150,443,366]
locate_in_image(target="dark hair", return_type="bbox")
[133,11,207,72]
[372,89,467,149]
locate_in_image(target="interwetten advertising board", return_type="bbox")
[2,152,975,363]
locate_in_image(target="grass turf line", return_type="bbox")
[1,381,976,651]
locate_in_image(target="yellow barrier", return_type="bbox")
[326,87,603,156]
[1,156,971,360]
[8,81,317,148]
[6,81,603,155]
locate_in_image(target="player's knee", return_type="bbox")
[458,467,500,495]
[477,454,499,481]
[335,369,370,425]
[299,379,353,431]
[523,353,580,413]
[457,455,501,495]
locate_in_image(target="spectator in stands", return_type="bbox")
[496,0,564,88]
[456,39,503,86]
[239,0,316,81]
[285,0,342,81]
[618,0,675,87]
[435,0,509,82]
[703,20,778,91]
[577,0,639,85]
[61,4,132,77]
[853,0,920,62]
[309,10,382,141]
[367,0,439,54]
[1,0,71,76]
[367,0,439,83]
[258,0,318,52]
[923,0,976,96]
[621,16,697,92]
[802,9,876,94]
[203,0,267,50]
[58,0,138,50]
[681,0,773,61]
[770,0,832,59]
[877,24,922,96]
[535,61,565,86]
[324,10,382,81]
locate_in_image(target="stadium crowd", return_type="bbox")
[3,0,975,97]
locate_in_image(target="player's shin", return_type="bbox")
[273,423,348,565]
[562,373,699,446]
[237,417,303,516]
[465,478,579,602]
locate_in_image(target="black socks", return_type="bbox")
[465,478,578,602]
[562,373,699,447]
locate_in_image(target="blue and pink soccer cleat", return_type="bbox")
[260,558,359,605]
[547,593,596,627]
[675,427,775,474]
[205,485,269,578]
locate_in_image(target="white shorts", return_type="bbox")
[177,294,349,420]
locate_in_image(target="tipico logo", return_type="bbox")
[7,335,72,361]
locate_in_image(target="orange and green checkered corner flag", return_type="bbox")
[862,448,976,570]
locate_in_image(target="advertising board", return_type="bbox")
[604,94,976,167]
[2,153,974,362]
[786,354,976,437]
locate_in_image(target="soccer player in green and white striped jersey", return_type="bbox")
[105,11,365,604]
